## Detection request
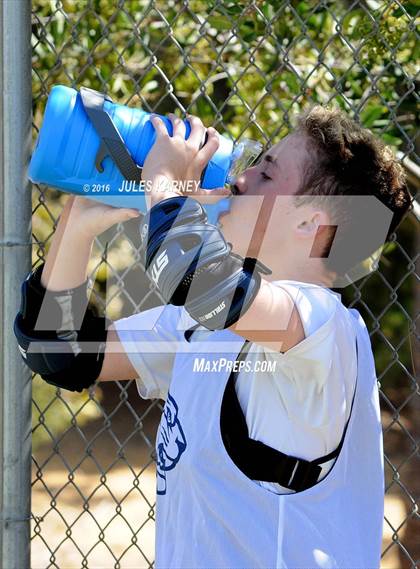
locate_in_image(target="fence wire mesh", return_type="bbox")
[29,1,419,568]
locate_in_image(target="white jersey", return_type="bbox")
[115,293,384,568]
[115,281,357,494]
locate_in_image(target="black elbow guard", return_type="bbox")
[13,263,110,392]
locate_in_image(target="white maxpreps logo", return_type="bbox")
[151,249,169,284]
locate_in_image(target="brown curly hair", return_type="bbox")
[294,105,412,274]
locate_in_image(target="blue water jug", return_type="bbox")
[29,85,262,223]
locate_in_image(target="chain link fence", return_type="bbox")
[24,0,420,567]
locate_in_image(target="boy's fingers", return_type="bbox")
[202,187,231,197]
[186,114,206,148]
[151,115,168,138]
[197,127,220,166]
[192,187,232,204]
[169,113,186,139]
[121,208,141,219]
[105,207,141,225]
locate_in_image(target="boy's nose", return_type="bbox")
[233,172,247,194]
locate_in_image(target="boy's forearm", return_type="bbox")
[40,208,94,291]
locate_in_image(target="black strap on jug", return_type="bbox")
[220,339,358,492]
[80,87,142,183]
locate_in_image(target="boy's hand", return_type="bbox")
[142,113,231,208]
[39,195,141,291]
[63,196,141,239]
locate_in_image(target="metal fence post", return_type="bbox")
[0,1,32,568]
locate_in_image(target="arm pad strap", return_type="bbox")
[13,264,110,392]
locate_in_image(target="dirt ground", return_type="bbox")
[30,383,415,569]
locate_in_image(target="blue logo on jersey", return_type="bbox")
[156,392,187,495]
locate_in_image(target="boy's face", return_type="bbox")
[218,132,312,267]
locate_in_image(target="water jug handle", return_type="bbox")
[80,87,142,183]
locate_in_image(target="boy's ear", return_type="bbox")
[295,210,339,259]
[296,210,330,237]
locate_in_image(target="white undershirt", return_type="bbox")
[114,280,357,495]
